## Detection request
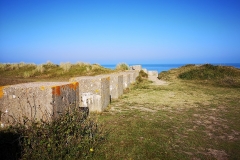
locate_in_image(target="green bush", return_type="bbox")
[0,109,107,160]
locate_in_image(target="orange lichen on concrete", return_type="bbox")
[52,86,61,96]
[69,82,78,90]
[40,86,45,91]
[107,77,110,81]
[0,86,5,98]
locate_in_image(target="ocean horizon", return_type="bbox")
[102,63,240,73]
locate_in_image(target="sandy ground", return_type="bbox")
[148,75,168,85]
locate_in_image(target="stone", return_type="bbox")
[69,76,110,112]
[0,82,79,126]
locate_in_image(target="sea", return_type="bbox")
[102,63,240,73]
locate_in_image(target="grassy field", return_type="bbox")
[0,62,115,86]
[1,64,240,159]
[93,65,240,159]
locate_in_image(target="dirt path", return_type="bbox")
[148,75,168,85]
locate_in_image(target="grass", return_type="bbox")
[1,63,240,159]
[0,109,107,160]
[92,65,240,159]
[0,62,115,86]
[159,64,240,88]
[115,63,129,71]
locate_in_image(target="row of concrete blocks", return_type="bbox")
[0,70,139,126]
[130,65,158,76]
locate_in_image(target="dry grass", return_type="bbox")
[115,63,129,71]
[0,62,114,86]
[36,64,45,73]
[60,62,72,72]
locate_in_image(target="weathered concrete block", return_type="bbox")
[0,82,79,126]
[121,72,130,89]
[126,70,139,83]
[130,65,142,71]
[70,76,110,112]
[109,73,123,99]
[148,71,158,76]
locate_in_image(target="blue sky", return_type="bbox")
[0,0,240,64]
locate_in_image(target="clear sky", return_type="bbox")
[0,0,240,64]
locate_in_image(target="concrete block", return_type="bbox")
[126,70,139,83]
[130,65,142,71]
[148,71,158,76]
[0,82,79,126]
[109,73,123,99]
[121,72,130,89]
[70,76,110,112]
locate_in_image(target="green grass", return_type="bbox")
[93,79,240,159]
[158,64,240,88]
[92,65,240,159]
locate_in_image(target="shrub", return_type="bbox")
[115,63,129,71]
[76,62,90,67]
[139,70,148,78]
[91,64,102,70]
[178,64,240,80]
[45,61,55,66]
[36,64,45,73]
[178,64,240,87]
[0,109,107,160]
[18,62,36,69]
[135,70,148,85]
[0,63,7,71]
[60,62,72,72]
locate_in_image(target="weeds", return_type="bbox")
[0,62,114,86]
[178,64,240,80]
[60,62,72,72]
[0,109,107,160]
[35,64,45,73]
[115,63,129,71]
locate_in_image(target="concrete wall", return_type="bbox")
[108,73,123,99]
[0,65,143,127]
[0,82,78,126]
[130,65,142,71]
[126,70,139,83]
[121,72,130,89]
[69,76,110,112]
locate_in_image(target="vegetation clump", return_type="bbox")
[0,62,114,86]
[158,64,240,87]
[0,109,106,160]
[115,63,129,71]
[178,64,240,87]
[135,70,148,83]
[178,64,240,80]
